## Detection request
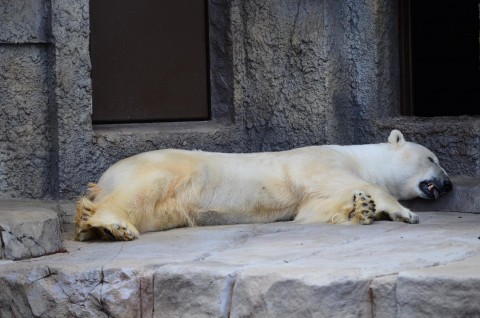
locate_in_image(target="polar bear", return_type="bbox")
[74,130,452,241]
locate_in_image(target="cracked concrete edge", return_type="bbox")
[370,274,398,318]
[0,263,157,318]
[1,254,480,318]
[228,267,374,318]
[153,263,238,318]
[396,255,480,318]
[370,254,480,318]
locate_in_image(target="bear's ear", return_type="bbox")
[388,129,405,145]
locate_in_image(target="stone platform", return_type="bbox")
[1,211,480,318]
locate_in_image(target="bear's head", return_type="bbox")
[387,130,453,201]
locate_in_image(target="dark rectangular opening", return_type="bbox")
[90,0,210,123]
[399,0,480,116]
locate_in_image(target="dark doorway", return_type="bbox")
[90,0,210,123]
[399,0,480,116]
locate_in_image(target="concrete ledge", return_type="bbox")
[0,201,63,260]
[0,212,479,317]
[402,176,480,213]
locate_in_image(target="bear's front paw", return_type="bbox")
[349,191,376,225]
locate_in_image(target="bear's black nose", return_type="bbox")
[443,179,453,193]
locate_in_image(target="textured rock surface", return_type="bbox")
[0,211,479,317]
[0,45,54,199]
[230,267,372,317]
[370,275,398,318]
[0,201,63,260]
[0,0,51,43]
[397,255,480,318]
[154,264,236,318]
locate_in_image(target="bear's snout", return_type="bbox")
[419,177,453,200]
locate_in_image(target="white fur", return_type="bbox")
[74,130,449,241]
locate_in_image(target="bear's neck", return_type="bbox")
[331,143,401,195]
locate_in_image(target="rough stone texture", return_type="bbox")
[154,264,236,318]
[0,0,479,201]
[230,268,372,317]
[0,0,51,43]
[51,0,95,199]
[0,201,63,260]
[397,255,480,318]
[231,0,401,150]
[1,211,480,317]
[370,275,398,318]
[56,201,76,225]
[232,0,329,150]
[0,45,54,199]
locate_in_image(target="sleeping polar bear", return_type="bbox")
[74,130,452,241]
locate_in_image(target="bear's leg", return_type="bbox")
[374,208,419,224]
[364,187,420,224]
[75,206,140,241]
[348,188,419,224]
[348,191,376,224]
[294,190,376,224]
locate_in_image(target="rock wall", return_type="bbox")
[0,0,55,199]
[234,0,401,149]
[0,0,479,200]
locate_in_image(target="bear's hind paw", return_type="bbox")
[349,191,376,225]
[101,223,140,241]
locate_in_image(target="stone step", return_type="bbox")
[1,212,480,317]
[0,201,64,261]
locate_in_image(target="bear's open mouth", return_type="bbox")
[419,181,440,199]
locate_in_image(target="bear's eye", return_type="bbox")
[428,157,436,164]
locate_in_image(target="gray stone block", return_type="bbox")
[0,201,63,260]
[397,256,480,318]
[230,267,371,318]
[154,264,237,318]
[370,275,398,318]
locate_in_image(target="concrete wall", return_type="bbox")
[0,0,55,199]
[0,0,479,200]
